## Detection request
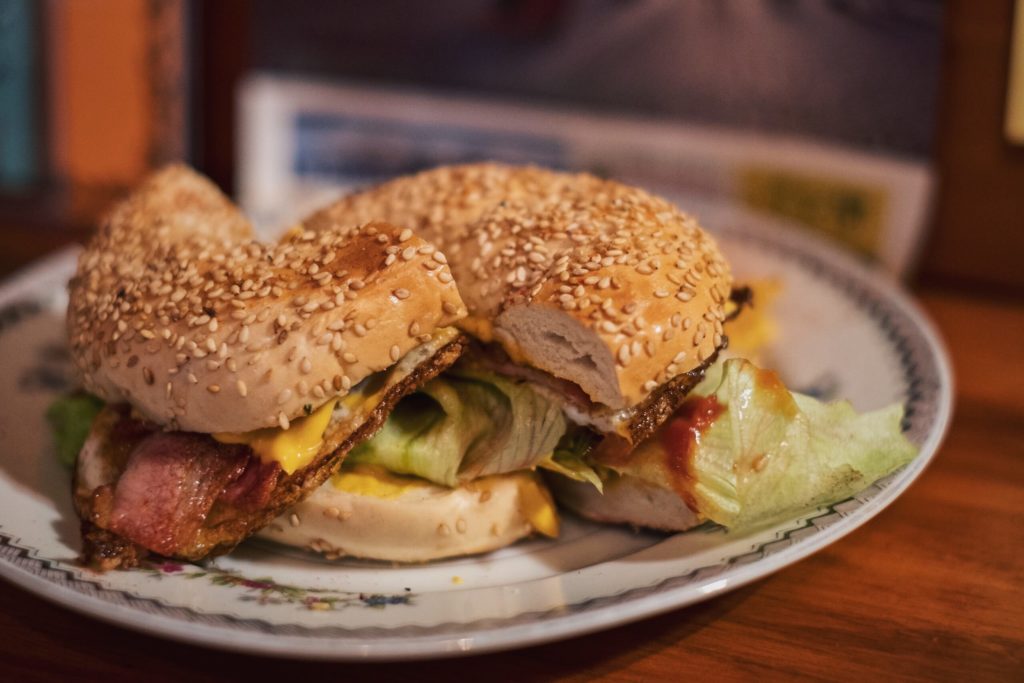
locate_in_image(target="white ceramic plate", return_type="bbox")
[0,203,952,660]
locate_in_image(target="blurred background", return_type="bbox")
[0,0,1021,298]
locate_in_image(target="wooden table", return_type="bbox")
[0,252,1020,680]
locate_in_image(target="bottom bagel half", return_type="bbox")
[258,464,558,562]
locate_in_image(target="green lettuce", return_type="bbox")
[617,358,918,529]
[46,393,104,467]
[350,370,567,486]
[540,428,604,492]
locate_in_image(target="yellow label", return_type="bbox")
[738,166,888,258]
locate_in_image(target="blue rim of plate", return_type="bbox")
[0,215,953,660]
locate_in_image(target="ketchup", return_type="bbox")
[661,396,725,511]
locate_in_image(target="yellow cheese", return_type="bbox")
[211,327,460,476]
[457,316,495,343]
[214,399,337,475]
[724,278,782,362]
[331,464,429,499]
[516,474,559,538]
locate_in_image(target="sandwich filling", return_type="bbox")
[70,329,466,569]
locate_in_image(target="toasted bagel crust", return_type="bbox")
[67,166,467,433]
[306,163,731,410]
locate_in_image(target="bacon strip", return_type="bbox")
[107,433,248,556]
[218,458,281,512]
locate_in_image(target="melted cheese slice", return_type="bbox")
[212,327,461,475]
[332,464,559,538]
[515,473,559,538]
[214,399,337,475]
[332,464,430,499]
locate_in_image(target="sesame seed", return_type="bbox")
[617,344,631,366]
[437,523,452,537]
[300,357,312,374]
[394,288,410,300]
[237,380,248,397]
[207,384,221,394]
[398,228,413,242]
[442,301,459,315]
[676,290,694,302]
[390,345,401,362]
[289,513,301,527]
[278,412,290,430]
[654,289,669,298]
[456,518,467,534]
[277,388,293,404]
[401,246,417,261]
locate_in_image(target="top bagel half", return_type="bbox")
[305,163,732,412]
[67,165,468,434]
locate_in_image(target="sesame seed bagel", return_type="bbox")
[68,165,467,434]
[258,466,556,562]
[305,163,731,411]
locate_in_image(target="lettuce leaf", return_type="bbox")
[349,370,567,486]
[540,428,603,492]
[46,393,104,467]
[615,358,918,529]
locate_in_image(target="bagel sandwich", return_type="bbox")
[296,163,917,542]
[64,165,469,569]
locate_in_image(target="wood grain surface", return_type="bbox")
[0,273,1019,681]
